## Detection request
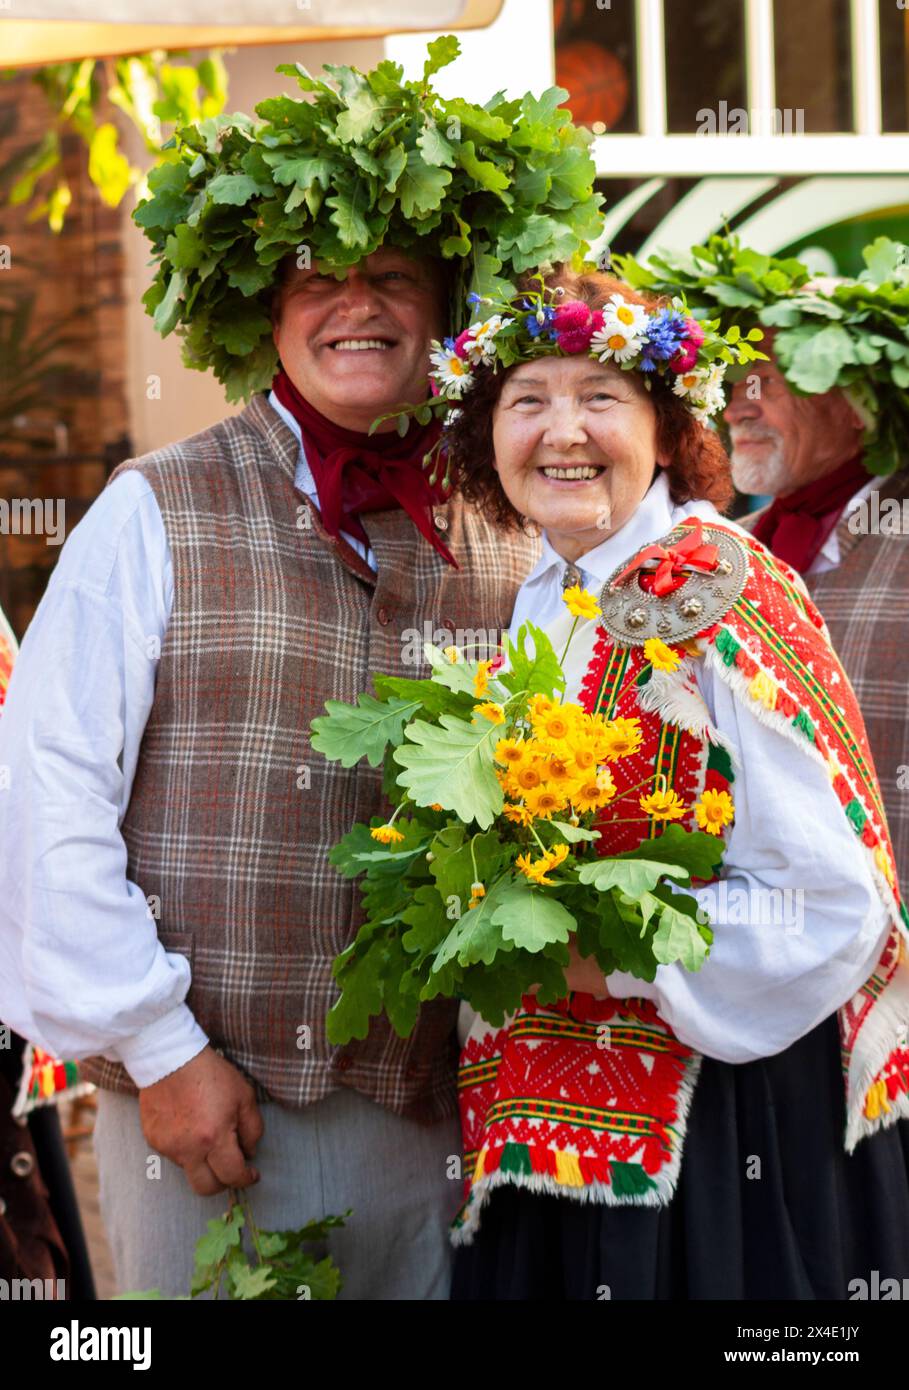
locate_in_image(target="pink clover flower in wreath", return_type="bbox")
[453,328,475,359]
[553,301,605,354]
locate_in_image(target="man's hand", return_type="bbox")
[138,1046,264,1196]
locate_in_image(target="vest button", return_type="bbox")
[10,1151,35,1178]
[377,606,394,626]
[433,511,449,532]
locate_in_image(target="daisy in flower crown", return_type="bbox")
[428,269,766,426]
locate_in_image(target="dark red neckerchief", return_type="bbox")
[272,368,457,568]
[751,453,869,575]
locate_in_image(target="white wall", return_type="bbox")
[385,0,553,101]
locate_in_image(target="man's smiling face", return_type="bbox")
[271,246,447,432]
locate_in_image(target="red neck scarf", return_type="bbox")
[751,453,869,574]
[271,368,457,568]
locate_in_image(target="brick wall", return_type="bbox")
[0,70,132,639]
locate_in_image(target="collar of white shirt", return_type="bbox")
[510,471,722,638]
[809,476,877,575]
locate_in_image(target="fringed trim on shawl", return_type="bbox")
[702,621,909,1146]
[451,1053,704,1247]
[634,658,741,766]
[842,955,909,1151]
[702,626,904,934]
[12,1043,94,1118]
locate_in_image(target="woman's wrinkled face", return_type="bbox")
[491,355,665,562]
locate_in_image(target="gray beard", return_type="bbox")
[729,434,790,497]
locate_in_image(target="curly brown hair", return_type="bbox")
[445,265,735,531]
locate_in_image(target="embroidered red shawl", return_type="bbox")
[453,522,909,1243]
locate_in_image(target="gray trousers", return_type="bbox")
[93,1086,462,1300]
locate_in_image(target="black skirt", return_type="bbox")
[450,1011,909,1300]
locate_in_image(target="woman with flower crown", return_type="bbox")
[432,266,909,1300]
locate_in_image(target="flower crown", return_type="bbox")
[429,278,766,424]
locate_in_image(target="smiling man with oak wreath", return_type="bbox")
[0,42,605,1298]
[0,243,538,1303]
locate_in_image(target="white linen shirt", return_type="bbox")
[459,471,891,1062]
[807,477,877,575]
[0,392,375,1088]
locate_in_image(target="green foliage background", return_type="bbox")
[616,234,909,475]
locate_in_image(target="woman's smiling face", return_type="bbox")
[491,355,666,562]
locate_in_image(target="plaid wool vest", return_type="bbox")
[741,465,909,892]
[804,466,909,891]
[77,394,540,1120]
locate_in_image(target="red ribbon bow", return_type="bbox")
[612,517,720,597]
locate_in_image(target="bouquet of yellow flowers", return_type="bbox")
[310,589,728,1042]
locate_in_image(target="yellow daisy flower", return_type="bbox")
[640,788,687,821]
[530,843,572,885]
[644,637,682,673]
[474,701,505,724]
[370,824,405,845]
[571,784,604,814]
[502,802,534,827]
[514,764,543,793]
[495,737,526,767]
[542,755,576,786]
[545,843,571,870]
[468,881,486,910]
[582,712,613,752]
[515,851,538,881]
[571,770,616,814]
[562,584,603,620]
[537,711,573,743]
[599,716,644,761]
[694,788,735,835]
[566,740,598,773]
[473,659,493,697]
[527,693,555,721]
[523,787,568,820]
[515,847,566,887]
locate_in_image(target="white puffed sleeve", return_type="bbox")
[605,656,891,1063]
[0,473,210,1086]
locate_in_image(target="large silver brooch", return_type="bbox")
[597,522,750,646]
